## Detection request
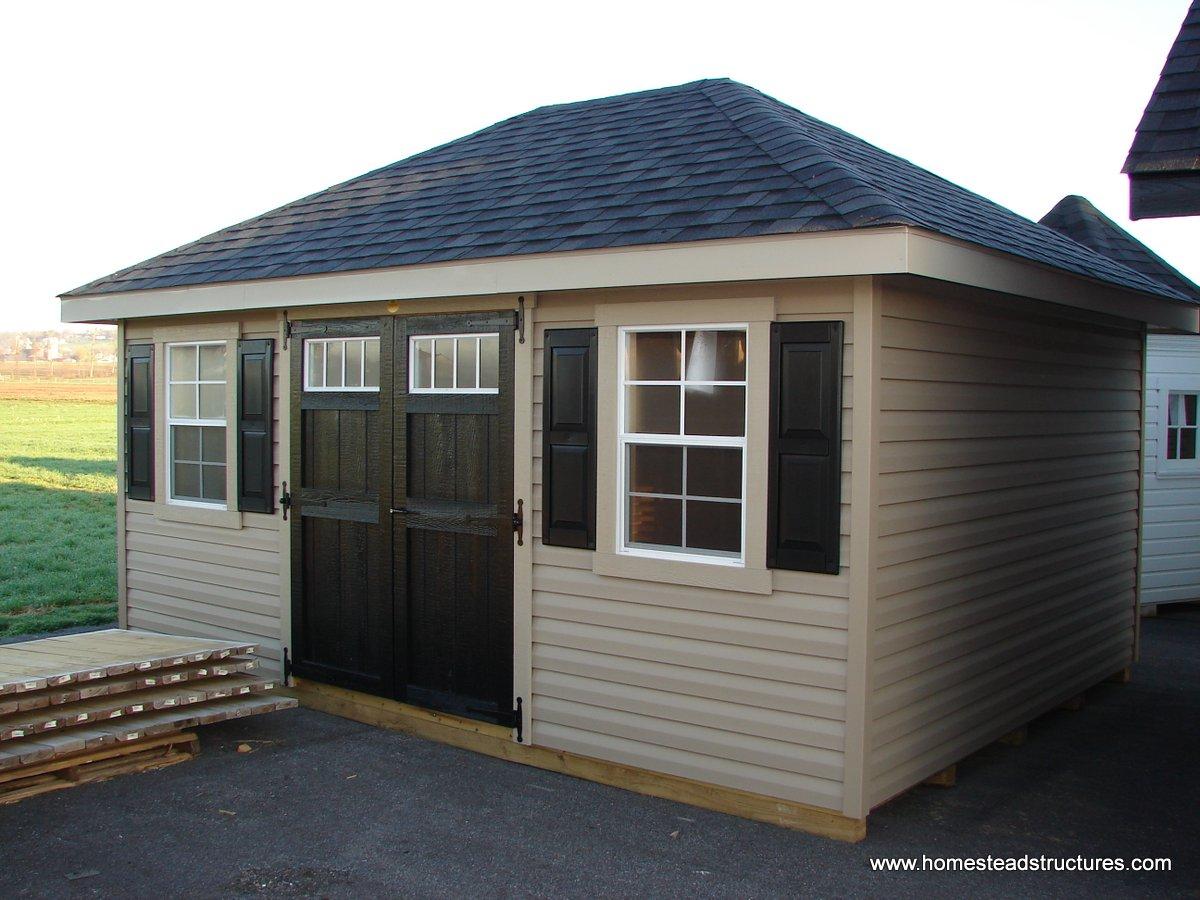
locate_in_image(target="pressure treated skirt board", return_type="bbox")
[0,630,257,694]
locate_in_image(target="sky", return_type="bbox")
[2,0,1197,330]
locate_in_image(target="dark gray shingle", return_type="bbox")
[66,79,1193,301]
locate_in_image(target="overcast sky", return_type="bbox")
[3,0,1197,330]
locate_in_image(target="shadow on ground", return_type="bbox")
[2,610,1198,898]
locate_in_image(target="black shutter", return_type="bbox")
[767,321,843,574]
[542,328,597,548]
[237,338,275,513]
[124,343,154,501]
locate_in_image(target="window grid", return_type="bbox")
[617,325,748,566]
[166,341,227,509]
[408,333,500,394]
[304,337,380,392]
[1166,391,1199,462]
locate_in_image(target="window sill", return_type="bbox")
[592,550,772,595]
[155,503,244,529]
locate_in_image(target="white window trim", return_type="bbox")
[408,332,500,394]
[615,324,749,567]
[304,336,380,392]
[1160,382,1200,475]
[166,340,228,510]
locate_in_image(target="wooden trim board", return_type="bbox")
[288,677,867,842]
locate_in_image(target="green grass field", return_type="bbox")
[0,392,118,637]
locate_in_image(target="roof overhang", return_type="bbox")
[1129,171,1200,220]
[60,226,1199,333]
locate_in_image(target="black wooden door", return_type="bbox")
[290,318,394,695]
[392,314,515,722]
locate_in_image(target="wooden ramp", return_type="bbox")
[0,630,296,803]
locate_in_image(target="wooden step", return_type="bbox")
[0,657,258,717]
[0,732,200,806]
[0,630,256,695]
[0,693,297,772]
[0,674,280,740]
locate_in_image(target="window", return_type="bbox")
[409,333,499,393]
[167,342,227,507]
[617,326,747,565]
[305,337,380,391]
[1166,391,1198,461]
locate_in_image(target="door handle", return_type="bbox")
[513,499,524,546]
[389,507,411,515]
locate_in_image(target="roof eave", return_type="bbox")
[59,226,1199,334]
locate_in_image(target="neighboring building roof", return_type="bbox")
[1039,195,1200,300]
[1124,1,1200,177]
[66,79,1192,302]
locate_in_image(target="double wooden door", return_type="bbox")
[290,313,515,724]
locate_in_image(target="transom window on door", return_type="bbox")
[305,337,380,391]
[1166,391,1198,461]
[167,342,227,507]
[409,333,499,393]
[618,326,747,564]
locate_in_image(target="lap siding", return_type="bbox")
[867,285,1142,808]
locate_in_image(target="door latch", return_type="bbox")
[280,482,292,520]
[513,499,524,546]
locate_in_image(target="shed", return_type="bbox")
[61,80,1200,840]
[1124,0,1200,219]
[1041,194,1200,610]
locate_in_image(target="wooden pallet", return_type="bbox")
[0,630,257,695]
[0,732,200,805]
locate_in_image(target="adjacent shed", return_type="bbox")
[61,80,1200,840]
[1042,194,1200,610]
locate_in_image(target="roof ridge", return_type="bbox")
[696,80,914,228]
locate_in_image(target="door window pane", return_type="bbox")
[325,340,344,388]
[413,339,432,389]
[307,342,326,388]
[345,339,363,387]
[364,338,380,387]
[456,337,478,389]
[433,338,454,388]
[479,335,499,389]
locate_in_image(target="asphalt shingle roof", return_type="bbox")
[66,79,1193,302]
[1124,0,1200,176]
[1040,194,1200,300]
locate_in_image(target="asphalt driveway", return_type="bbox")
[3,609,1198,899]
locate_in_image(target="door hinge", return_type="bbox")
[516,295,526,344]
[493,697,524,743]
[513,498,524,546]
[280,482,292,520]
[282,646,292,685]
[282,313,293,350]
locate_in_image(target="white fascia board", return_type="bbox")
[59,229,911,323]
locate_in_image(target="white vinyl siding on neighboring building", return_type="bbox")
[866,282,1142,807]
[1143,333,1200,608]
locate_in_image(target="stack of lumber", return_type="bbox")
[0,629,296,803]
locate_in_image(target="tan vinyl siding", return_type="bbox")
[1143,334,1200,606]
[866,282,1142,807]
[529,282,854,811]
[121,320,285,673]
